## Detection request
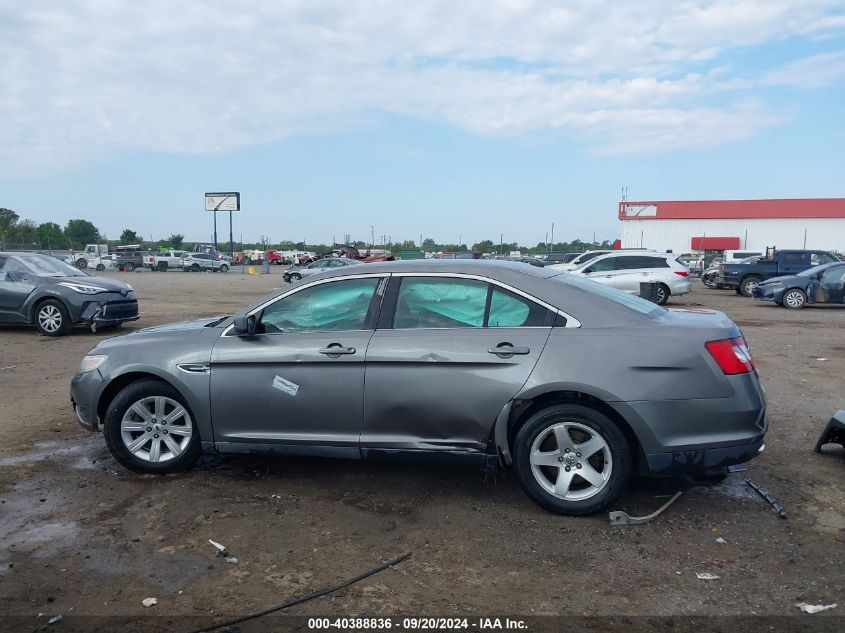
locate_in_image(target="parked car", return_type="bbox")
[721,249,839,296]
[115,251,149,272]
[505,256,546,267]
[183,253,229,272]
[283,257,362,282]
[90,254,119,272]
[752,262,845,309]
[544,252,581,266]
[146,251,188,272]
[547,250,613,271]
[0,252,138,336]
[568,252,691,305]
[71,260,766,516]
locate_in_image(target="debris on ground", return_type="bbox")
[696,573,720,580]
[609,491,682,526]
[225,557,239,564]
[142,597,158,608]
[746,480,788,519]
[796,603,837,614]
[715,537,727,544]
[208,539,229,556]
[815,410,845,453]
[48,615,62,624]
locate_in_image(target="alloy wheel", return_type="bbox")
[529,421,612,501]
[120,396,193,463]
[784,290,805,308]
[38,305,63,333]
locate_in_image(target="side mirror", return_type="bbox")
[583,267,593,274]
[233,314,257,336]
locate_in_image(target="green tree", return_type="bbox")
[120,228,140,244]
[37,222,65,249]
[473,240,495,253]
[11,219,38,246]
[421,237,436,251]
[0,208,19,243]
[64,219,101,249]
[167,233,184,249]
[400,239,417,249]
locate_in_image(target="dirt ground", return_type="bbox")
[0,268,843,630]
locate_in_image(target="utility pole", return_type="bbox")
[370,225,375,251]
[550,223,554,251]
[500,233,503,255]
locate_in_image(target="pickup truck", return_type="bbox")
[115,251,150,272]
[721,249,840,296]
[145,251,188,271]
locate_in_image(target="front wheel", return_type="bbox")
[513,404,632,515]
[219,264,229,273]
[289,273,301,282]
[740,276,761,297]
[124,262,135,272]
[782,288,807,309]
[103,379,201,474]
[76,258,88,270]
[35,299,72,337]
[96,264,105,271]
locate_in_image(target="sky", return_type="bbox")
[1,0,844,247]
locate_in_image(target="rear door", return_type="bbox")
[361,274,555,456]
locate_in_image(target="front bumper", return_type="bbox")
[70,369,106,431]
[751,285,784,302]
[78,299,139,328]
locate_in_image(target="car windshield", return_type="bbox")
[17,254,88,277]
[571,252,605,266]
[551,272,664,317]
[797,262,841,278]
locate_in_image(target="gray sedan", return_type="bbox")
[283,257,361,283]
[0,252,138,336]
[71,260,766,515]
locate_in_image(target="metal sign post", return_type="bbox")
[205,192,240,256]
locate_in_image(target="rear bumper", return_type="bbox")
[644,426,766,474]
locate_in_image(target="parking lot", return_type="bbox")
[1,268,843,628]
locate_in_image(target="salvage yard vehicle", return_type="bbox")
[0,252,138,336]
[568,252,691,305]
[547,249,613,271]
[145,250,188,271]
[183,253,229,272]
[721,249,839,297]
[71,260,767,516]
[752,262,845,309]
[283,256,362,283]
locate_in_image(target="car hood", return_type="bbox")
[758,274,802,285]
[128,317,227,334]
[51,275,133,292]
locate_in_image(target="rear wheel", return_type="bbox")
[157,262,168,272]
[219,264,229,273]
[96,264,105,271]
[191,264,200,271]
[35,299,72,337]
[103,380,201,474]
[289,273,301,282]
[655,283,670,305]
[243,257,252,265]
[124,262,135,272]
[740,276,761,297]
[76,258,88,270]
[514,404,632,515]
[782,288,807,309]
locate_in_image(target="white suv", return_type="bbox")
[569,252,691,305]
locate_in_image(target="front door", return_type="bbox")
[813,265,845,304]
[209,275,386,454]
[362,275,554,457]
[0,257,36,321]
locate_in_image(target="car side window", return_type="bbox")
[394,278,487,328]
[488,287,551,327]
[812,253,836,265]
[616,256,653,270]
[259,278,381,334]
[586,257,616,272]
[821,266,845,285]
[783,253,805,266]
[646,256,669,268]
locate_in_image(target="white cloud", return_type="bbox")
[0,0,843,172]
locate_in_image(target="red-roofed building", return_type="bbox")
[618,198,845,255]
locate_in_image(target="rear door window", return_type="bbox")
[615,256,652,270]
[394,278,487,328]
[782,253,807,266]
[488,287,552,327]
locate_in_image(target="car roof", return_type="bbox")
[313,258,559,278]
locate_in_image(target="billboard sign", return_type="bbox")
[205,192,240,212]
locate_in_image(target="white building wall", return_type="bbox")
[619,218,845,254]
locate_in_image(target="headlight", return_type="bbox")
[79,355,107,372]
[58,282,109,294]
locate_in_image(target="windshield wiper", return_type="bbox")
[205,315,230,327]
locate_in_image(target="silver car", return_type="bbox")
[283,257,361,283]
[71,260,766,515]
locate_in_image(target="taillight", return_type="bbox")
[674,270,689,277]
[706,337,756,375]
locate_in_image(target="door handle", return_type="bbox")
[488,345,531,357]
[319,345,356,356]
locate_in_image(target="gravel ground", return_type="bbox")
[0,268,842,630]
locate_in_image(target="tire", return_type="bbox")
[34,299,73,337]
[655,283,670,306]
[191,264,200,271]
[76,258,88,270]
[740,276,761,297]
[243,257,252,266]
[157,262,168,272]
[782,288,807,309]
[513,404,632,516]
[124,262,135,272]
[289,273,301,282]
[219,264,229,273]
[103,379,201,474]
[96,264,105,271]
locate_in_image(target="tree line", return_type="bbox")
[1,208,612,255]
